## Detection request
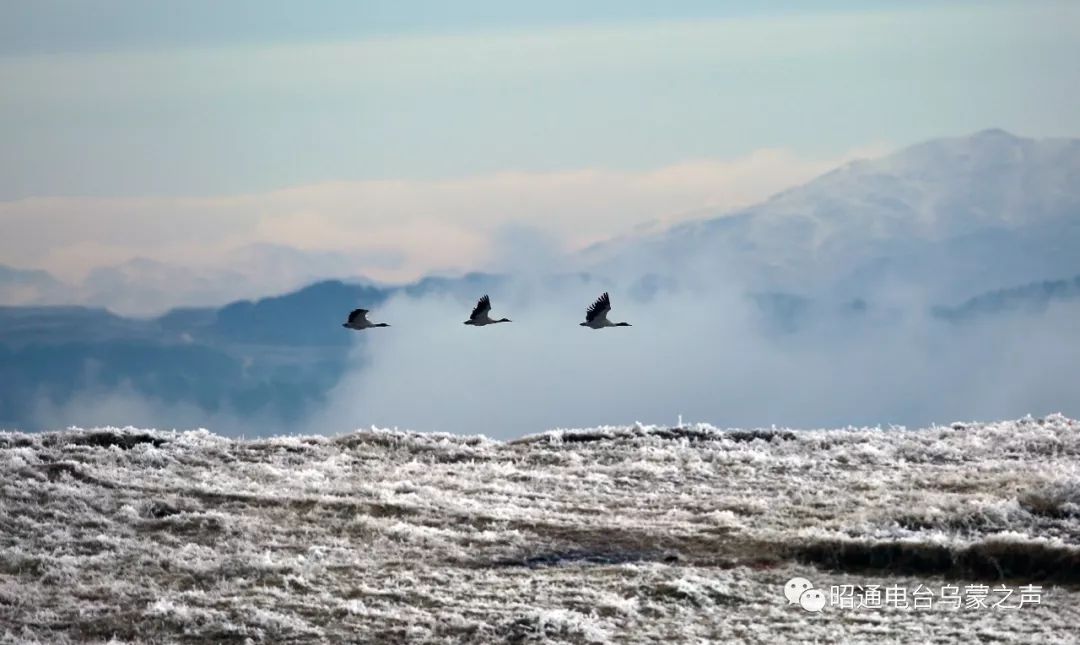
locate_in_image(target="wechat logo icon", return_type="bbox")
[784,577,826,613]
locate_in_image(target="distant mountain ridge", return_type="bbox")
[933,274,1080,321]
[0,264,71,306]
[0,243,399,316]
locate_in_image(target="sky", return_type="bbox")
[2,1,1079,285]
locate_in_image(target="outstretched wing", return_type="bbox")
[347,308,370,324]
[585,292,611,323]
[469,295,492,321]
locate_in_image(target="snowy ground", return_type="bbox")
[1,416,1079,644]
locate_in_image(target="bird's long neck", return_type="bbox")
[374,323,390,327]
[615,322,631,326]
[495,318,511,323]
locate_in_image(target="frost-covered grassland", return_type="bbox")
[1,417,1079,644]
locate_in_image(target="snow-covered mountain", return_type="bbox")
[595,130,1080,300]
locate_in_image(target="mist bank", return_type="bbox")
[309,280,1080,438]
[2,270,1079,438]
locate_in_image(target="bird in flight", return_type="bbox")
[464,295,511,326]
[342,308,390,330]
[580,292,631,329]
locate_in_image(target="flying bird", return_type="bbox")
[342,308,390,330]
[580,292,631,329]
[464,295,511,326]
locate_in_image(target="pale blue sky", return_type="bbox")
[2,1,1077,200]
[0,1,965,55]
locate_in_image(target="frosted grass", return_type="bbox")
[1,416,1078,643]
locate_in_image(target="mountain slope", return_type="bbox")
[599,130,1080,299]
[934,274,1080,321]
